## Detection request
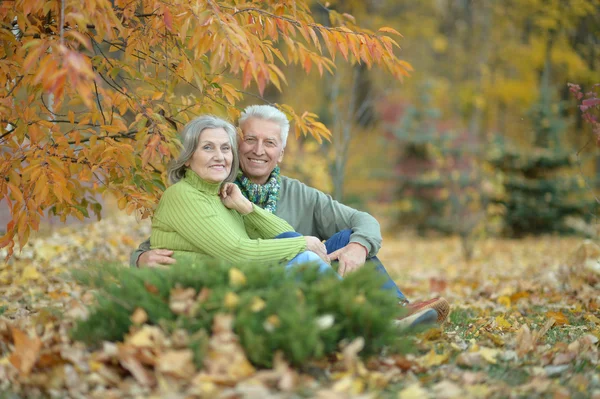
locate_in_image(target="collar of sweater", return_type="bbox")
[183,169,221,195]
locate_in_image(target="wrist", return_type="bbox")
[241,201,253,215]
[350,242,369,258]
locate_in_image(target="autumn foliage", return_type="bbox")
[0,0,411,257]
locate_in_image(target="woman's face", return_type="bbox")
[186,128,233,183]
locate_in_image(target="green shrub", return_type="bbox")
[71,259,404,368]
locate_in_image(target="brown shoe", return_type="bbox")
[402,297,450,324]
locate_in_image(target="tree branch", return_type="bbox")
[2,76,24,98]
[94,80,107,125]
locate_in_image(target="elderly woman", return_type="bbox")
[150,115,332,271]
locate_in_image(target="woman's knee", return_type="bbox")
[275,231,302,239]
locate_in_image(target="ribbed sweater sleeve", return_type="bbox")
[152,181,306,263]
[243,204,296,239]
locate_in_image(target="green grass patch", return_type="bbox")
[486,362,531,386]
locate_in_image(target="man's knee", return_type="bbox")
[325,229,352,253]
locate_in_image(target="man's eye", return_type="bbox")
[245,138,256,142]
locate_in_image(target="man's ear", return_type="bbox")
[278,148,284,163]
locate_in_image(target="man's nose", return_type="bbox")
[253,142,265,155]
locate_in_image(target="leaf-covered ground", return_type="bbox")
[1,214,599,398]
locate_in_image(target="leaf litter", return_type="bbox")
[0,214,599,398]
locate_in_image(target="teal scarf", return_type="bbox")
[235,166,281,213]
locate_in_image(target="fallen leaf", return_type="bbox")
[418,349,449,367]
[398,382,429,399]
[432,380,464,398]
[545,311,569,326]
[130,308,148,325]
[156,349,195,378]
[127,325,165,348]
[118,345,156,387]
[8,327,42,376]
[21,265,41,281]
[229,268,247,287]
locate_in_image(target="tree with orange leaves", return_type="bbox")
[0,0,410,257]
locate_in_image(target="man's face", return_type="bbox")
[238,117,284,184]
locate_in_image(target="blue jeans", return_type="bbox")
[277,230,407,301]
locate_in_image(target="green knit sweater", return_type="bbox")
[150,170,306,264]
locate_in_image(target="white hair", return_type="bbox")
[239,105,290,148]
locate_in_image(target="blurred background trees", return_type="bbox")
[272,0,600,252]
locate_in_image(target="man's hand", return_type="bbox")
[137,249,176,268]
[329,243,368,277]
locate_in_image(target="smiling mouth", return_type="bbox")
[209,165,226,169]
[248,159,268,164]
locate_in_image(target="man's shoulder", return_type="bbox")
[281,175,323,195]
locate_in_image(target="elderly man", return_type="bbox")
[131,105,449,325]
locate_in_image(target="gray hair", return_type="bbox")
[167,115,239,184]
[239,105,290,148]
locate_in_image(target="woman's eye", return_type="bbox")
[203,145,212,150]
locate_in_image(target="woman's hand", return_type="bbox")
[304,236,330,264]
[220,183,253,215]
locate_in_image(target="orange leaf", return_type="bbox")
[163,6,173,32]
[545,311,569,326]
[9,327,42,376]
[242,61,253,89]
[378,26,402,36]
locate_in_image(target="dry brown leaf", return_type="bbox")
[516,324,534,357]
[8,327,42,376]
[127,325,165,348]
[130,308,148,325]
[341,337,365,372]
[156,349,195,379]
[199,314,255,384]
[118,345,156,387]
[169,286,197,315]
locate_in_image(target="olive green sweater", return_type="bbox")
[150,170,306,264]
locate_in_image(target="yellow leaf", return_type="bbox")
[22,266,40,281]
[264,314,280,332]
[478,347,499,364]
[495,315,512,330]
[7,183,24,204]
[497,295,511,308]
[229,268,246,288]
[417,349,449,367]
[250,297,266,312]
[224,292,239,309]
[585,314,600,324]
[398,383,429,399]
